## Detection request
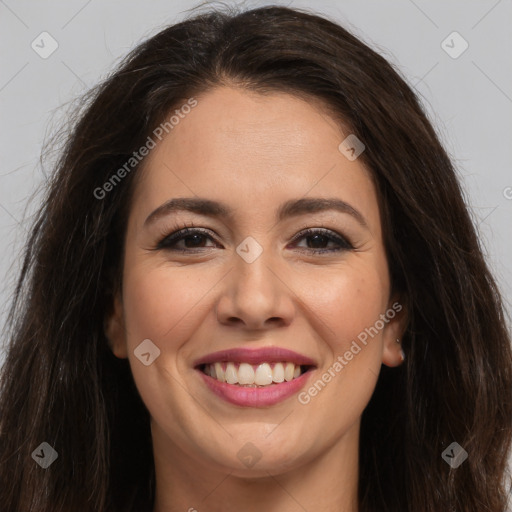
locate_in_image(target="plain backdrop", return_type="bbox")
[1,0,511,498]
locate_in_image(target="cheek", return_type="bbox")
[120,263,208,416]
[305,262,389,350]
[122,263,207,347]
[298,268,388,418]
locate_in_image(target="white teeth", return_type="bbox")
[225,362,238,384]
[238,363,255,384]
[272,362,285,383]
[284,362,295,382]
[203,361,307,386]
[214,362,225,382]
[254,363,273,385]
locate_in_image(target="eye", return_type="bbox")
[289,227,353,254]
[155,222,219,252]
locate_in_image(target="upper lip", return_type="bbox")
[193,347,317,367]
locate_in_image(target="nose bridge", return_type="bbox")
[217,235,293,328]
[236,244,273,298]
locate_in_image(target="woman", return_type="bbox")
[0,5,511,511]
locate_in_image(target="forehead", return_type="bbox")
[131,86,380,232]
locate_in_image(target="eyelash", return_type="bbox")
[154,221,354,254]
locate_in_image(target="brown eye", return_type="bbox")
[290,228,353,254]
[156,228,218,252]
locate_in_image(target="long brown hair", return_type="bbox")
[1,5,511,511]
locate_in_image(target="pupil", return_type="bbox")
[185,234,204,247]
[308,234,327,248]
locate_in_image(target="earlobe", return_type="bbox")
[382,338,405,367]
[105,292,128,359]
[381,298,408,368]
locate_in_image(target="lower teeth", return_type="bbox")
[236,383,276,387]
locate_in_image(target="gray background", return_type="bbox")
[1,0,511,494]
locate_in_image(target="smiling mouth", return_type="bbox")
[198,361,314,387]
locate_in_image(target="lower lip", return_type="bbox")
[197,369,314,407]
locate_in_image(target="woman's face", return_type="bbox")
[107,86,404,477]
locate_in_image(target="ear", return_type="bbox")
[381,296,408,368]
[105,291,128,359]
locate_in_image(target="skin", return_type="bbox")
[106,86,406,512]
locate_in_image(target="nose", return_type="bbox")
[216,248,295,331]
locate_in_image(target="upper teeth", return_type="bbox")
[204,362,302,386]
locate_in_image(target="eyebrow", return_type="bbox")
[144,196,368,228]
